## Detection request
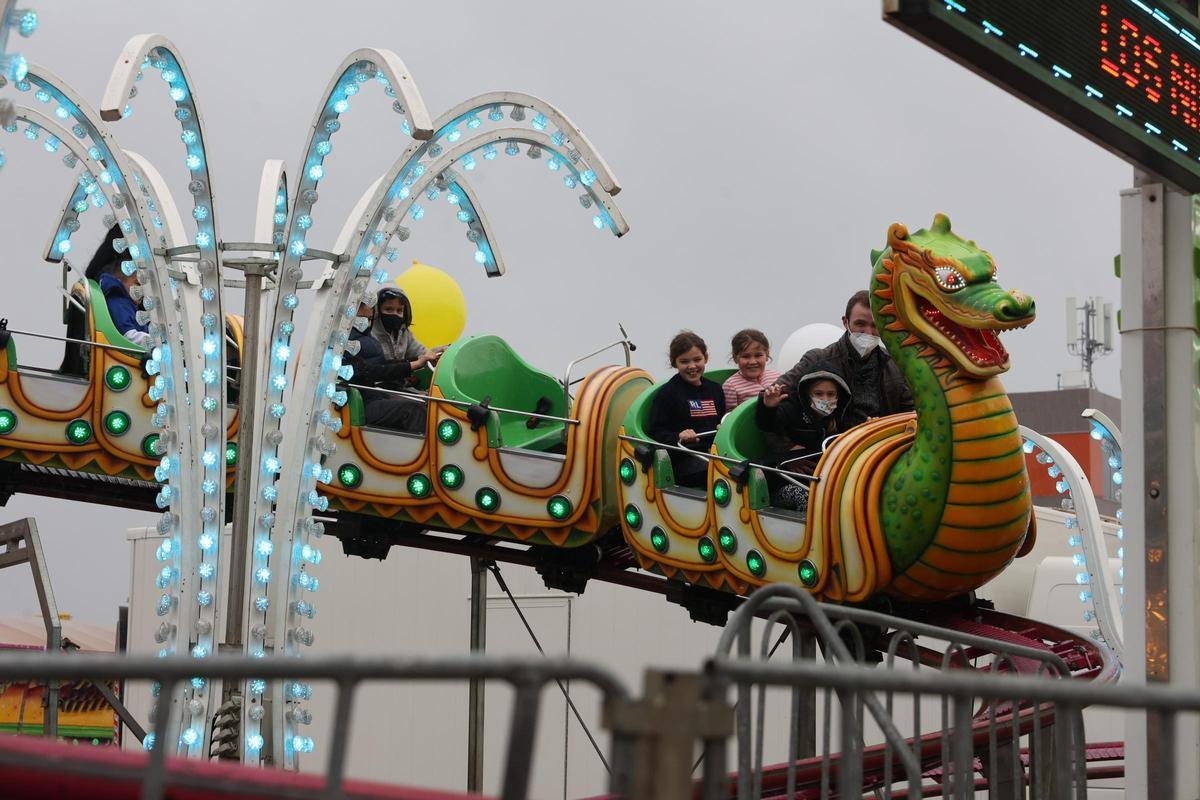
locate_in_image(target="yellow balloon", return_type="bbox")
[394,261,467,348]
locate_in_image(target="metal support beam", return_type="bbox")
[0,518,60,738]
[467,557,487,793]
[1120,179,1200,799]
[225,262,270,649]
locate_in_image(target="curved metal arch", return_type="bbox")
[3,101,204,753]
[42,179,90,265]
[98,42,231,736]
[433,90,622,195]
[1019,425,1124,661]
[373,128,628,242]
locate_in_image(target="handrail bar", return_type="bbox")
[561,329,635,411]
[4,326,145,355]
[345,382,581,426]
[618,433,819,485]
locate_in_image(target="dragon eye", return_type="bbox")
[934,267,966,292]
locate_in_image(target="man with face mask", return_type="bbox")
[774,290,913,429]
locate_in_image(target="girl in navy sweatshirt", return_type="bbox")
[647,331,726,488]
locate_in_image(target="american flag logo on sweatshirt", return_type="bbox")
[689,399,717,417]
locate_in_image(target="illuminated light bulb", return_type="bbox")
[297,214,312,230]
[1090,427,1103,441]
[169,85,186,102]
[201,337,218,356]
[1116,527,1124,540]
[593,215,605,230]
[547,155,561,171]
[272,374,288,391]
[44,136,60,153]
[1071,553,1085,567]
[259,512,276,529]
[289,682,313,700]
[580,169,597,186]
[447,192,461,205]
[1074,572,1089,585]
[246,734,265,752]
[1117,546,1124,559]
[201,449,217,467]
[192,645,209,658]
[193,205,209,221]
[255,596,270,612]
[264,457,281,474]
[1055,479,1069,494]
[316,140,332,156]
[474,249,487,264]
[446,127,461,142]
[1112,470,1123,485]
[483,143,497,160]
[143,733,157,752]
[505,142,520,156]
[1064,517,1076,529]
[197,591,212,606]
[181,728,200,746]
[202,397,218,412]
[181,129,197,144]
[308,164,324,181]
[198,532,215,551]
[410,204,425,220]
[289,240,307,256]
[1068,535,1082,547]
[488,106,504,121]
[255,567,271,584]
[262,485,278,502]
[201,368,217,385]
[191,677,206,690]
[257,539,274,556]
[34,88,50,103]
[17,10,37,36]
[333,98,349,114]
[201,507,217,524]
[200,287,216,301]
[185,154,202,170]
[273,211,287,225]
[56,238,71,253]
[1116,509,1124,522]
[198,562,215,579]
[1079,590,1092,603]
[563,174,577,189]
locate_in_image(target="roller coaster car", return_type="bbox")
[319,334,652,547]
[0,281,243,484]
[615,368,788,596]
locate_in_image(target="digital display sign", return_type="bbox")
[885,0,1200,191]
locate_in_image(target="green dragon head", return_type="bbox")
[870,214,1034,379]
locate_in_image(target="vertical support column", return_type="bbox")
[225,264,267,650]
[467,557,488,793]
[1120,179,1200,799]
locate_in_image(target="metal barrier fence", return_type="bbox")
[0,652,633,800]
[700,585,1120,800]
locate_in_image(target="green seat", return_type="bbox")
[86,280,145,353]
[714,397,769,463]
[433,335,568,452]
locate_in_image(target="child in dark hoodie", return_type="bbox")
[755,369,851,510]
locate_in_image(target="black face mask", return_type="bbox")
[379,313,405,334]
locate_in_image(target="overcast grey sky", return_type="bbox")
[0,1,1128,624]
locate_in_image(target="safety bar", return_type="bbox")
[345,382,581,426]
[3,326,145,355]
[618,434,820,486]
[561,324,636,411]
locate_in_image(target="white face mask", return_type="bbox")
[848,332,881,357]
[811,397,837,417]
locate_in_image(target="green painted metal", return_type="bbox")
[434,335,567,452]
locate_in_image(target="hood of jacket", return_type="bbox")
[796,369,851,404]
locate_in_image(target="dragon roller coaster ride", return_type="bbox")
[0,10,1130,794]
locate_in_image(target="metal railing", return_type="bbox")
[701,585,1118,800]
[0,652,632,800]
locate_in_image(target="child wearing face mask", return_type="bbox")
[370,286,446,380]
[722,329,782,410]
[756,370,851,511]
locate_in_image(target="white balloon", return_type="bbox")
[777,323,844,373]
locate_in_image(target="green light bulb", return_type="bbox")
[437,419,461,444]
[718,527,737,554]
[66,419,92,444]
[338,464,362,488]
[698,537,717,563]
[747,549,766,578]
[0,409,15,434]
[440,464,464,488]
[104,411,130,436]
[141,433,159,457]
[799,560,818,587]
[623,504,642,530]
[475,487,500,511]
[105,365,131,391]
[407,473,431,497]
[713,479,731,506]
[225,442,238,466]
[547,495,572,520]
[618,458,636,485]
[650,527,669,553]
